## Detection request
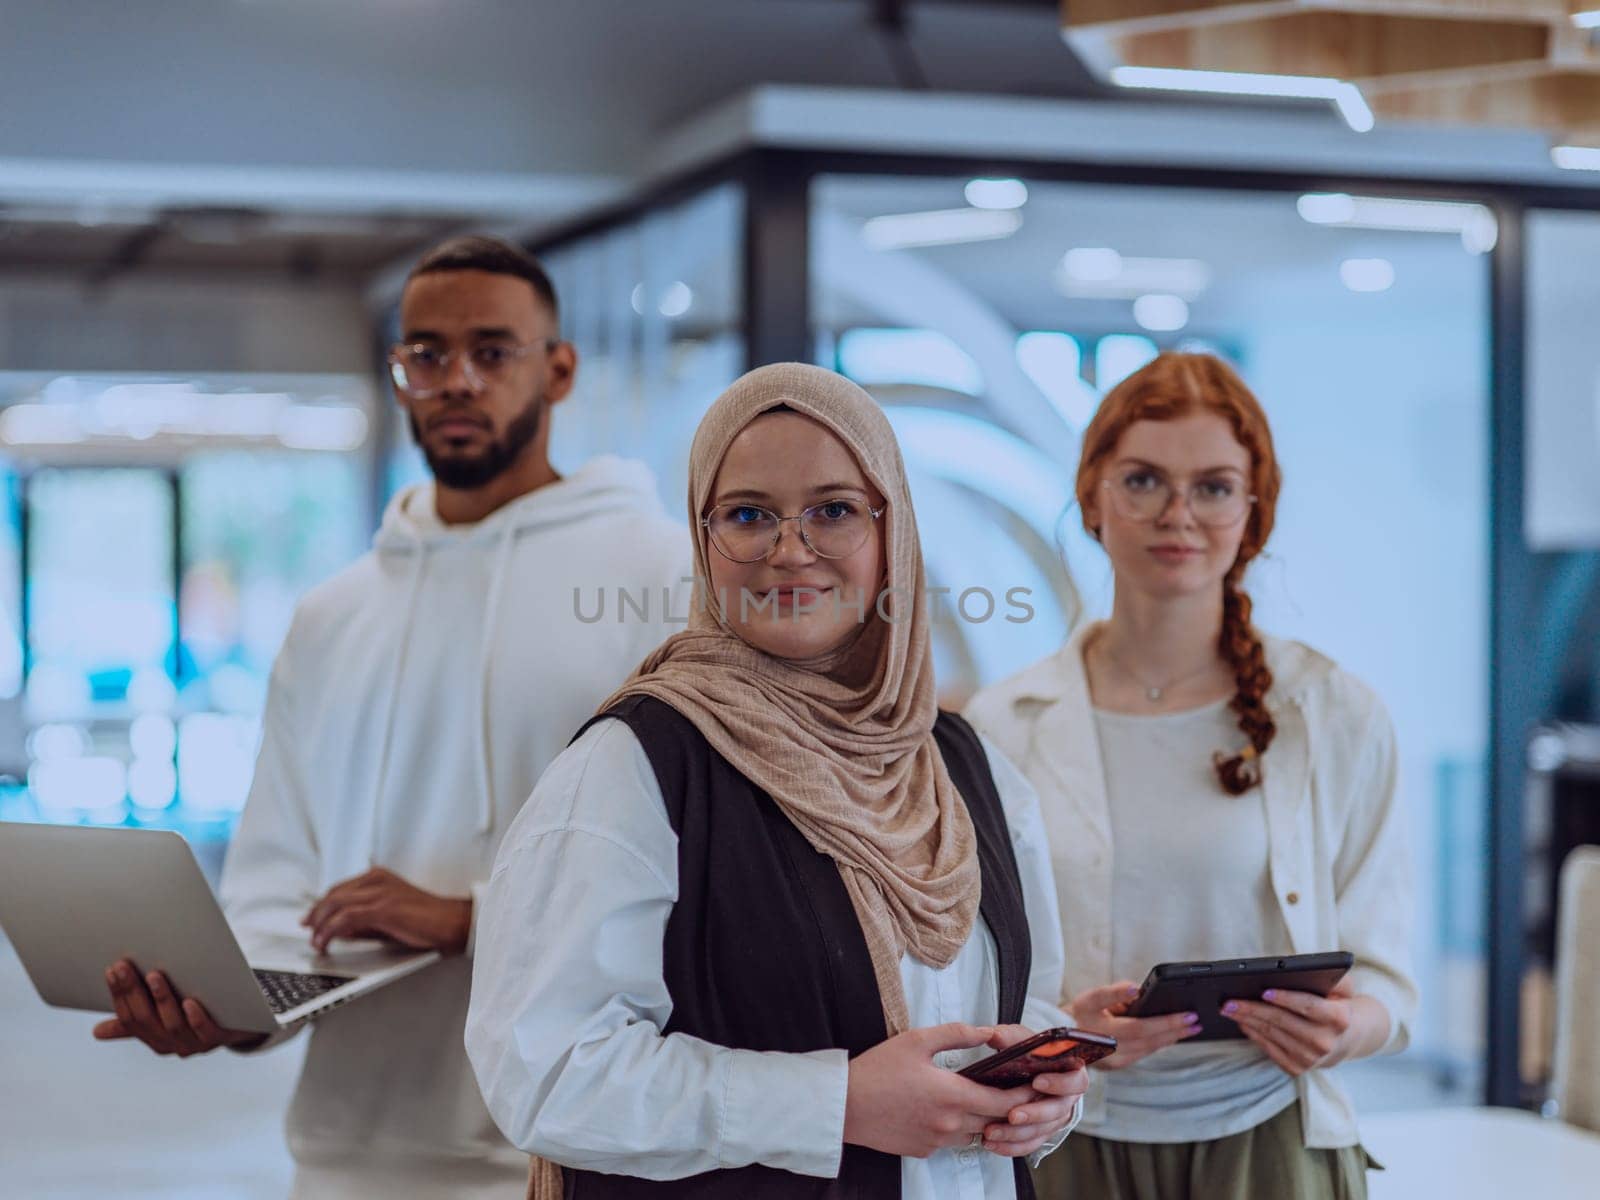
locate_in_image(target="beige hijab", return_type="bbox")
[606,361,979,1030]
[529,364,981,1198]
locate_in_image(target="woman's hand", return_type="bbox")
[1067,982,1202,1069]
[843,1023,1040,1159]
[975,1025,1089,1158]
[1221,981,1389,1076]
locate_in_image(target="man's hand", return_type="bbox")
[93,959,264,1055]
[302,866,472,955]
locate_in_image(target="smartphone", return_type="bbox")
[957,1027,1117,1088]
[1125,951,1354,1041]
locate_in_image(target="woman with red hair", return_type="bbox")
[967,352,1416,1198]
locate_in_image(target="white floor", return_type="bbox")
[1362,1106,1600,1199]
[0,930,1475,1198]
[0,936,303,1199]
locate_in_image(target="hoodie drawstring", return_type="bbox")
[473,524,518,839]
[367,543,427,866]
[362,461,667,859]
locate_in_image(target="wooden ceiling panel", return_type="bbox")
[1065,1,1574,36]
[1111,12,1551,85]
[1063,0,1600,139]
[1371,67,1600,138]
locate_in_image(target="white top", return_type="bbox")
[219,460,691,1198]
[965,622,1418,1150]
[465,718,1080,1197]
[1089,700,1296,1143]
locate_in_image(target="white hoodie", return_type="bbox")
[219,456,692,1199]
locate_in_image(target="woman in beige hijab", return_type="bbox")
[465,363,1087,1198]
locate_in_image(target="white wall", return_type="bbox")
[1526,211,1600,550]
[0,273,371,374]
[1245,305,1490,1064]
[0,1,1093,177]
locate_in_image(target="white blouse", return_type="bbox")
[966,623,1419,1150]
[465,717,1079,1198]
[1088,700,1297,1142]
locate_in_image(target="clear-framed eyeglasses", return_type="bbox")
[702,498,885,563]
[387,337,558,397]
[1102,468,1256,529]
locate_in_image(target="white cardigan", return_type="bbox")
[964,622,1418,1150]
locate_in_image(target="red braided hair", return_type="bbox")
[1075,353,1283,795]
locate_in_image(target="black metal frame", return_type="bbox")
[527,141,1600,1108]
[16,471,28,687]
[168,467,184,684]
[1485,200,1538,1108]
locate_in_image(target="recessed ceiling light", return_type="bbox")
[1297,193,1498,254]
[630,282,694,317]
[1340,258,1396,293]
[964,178,1029,210]
[0,404,86,445]
[1060,247,1123,282]
[0,382,370,450]
[861,208,1023,251]
[1109,66,1374,133]
[658,281,693,318]
[1552,145,1600,172]
[277,405,369,452]
[1132,294,1189,333]
[1055,250,1211,301]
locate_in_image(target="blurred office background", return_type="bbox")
[4,1,1600,1195]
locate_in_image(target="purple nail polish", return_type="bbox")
[1262,989,1277,1001]
[1184,1011,1201,1024]
[1222,1001,1239,1015]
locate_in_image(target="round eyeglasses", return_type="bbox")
[702,499,885,563]
[1102,469,1256,529]
[388,338,558,397]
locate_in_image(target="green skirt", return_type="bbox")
[1032,1102,1379,1200]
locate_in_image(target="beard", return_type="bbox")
[410,390,546,491]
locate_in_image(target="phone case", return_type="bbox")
[958,1027,1118,1088]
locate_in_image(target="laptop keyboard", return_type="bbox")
[252,968,355,1015]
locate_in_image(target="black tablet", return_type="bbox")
[1124,951,1354,1041]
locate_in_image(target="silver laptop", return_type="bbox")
[0,823,440,1034]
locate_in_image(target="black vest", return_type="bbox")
[562,695,1036,1200]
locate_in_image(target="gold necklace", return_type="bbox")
[1100,639,1221,703]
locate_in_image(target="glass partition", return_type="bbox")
[1516,210,1600,1107]
[26,468,175,723]
[0,373,373,833]
[813,172,1491,1104]
[538,182,746,512]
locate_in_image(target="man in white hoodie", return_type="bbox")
[92,236,691,1197]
